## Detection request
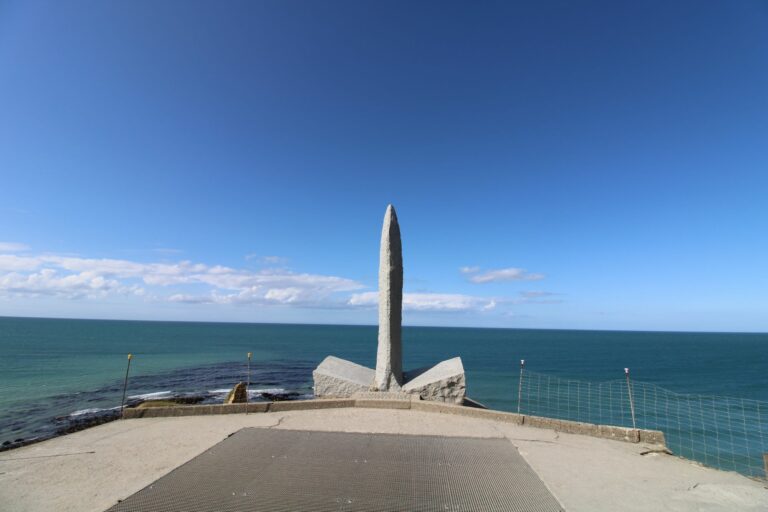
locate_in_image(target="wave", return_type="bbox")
[69,406,120,418]
[251,388,288,394]
[128,391,173,400]
[207,387,289,396]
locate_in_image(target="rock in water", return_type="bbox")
[224,382,248,404]
[374,204,403,391]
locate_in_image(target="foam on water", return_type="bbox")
[251,388,288,394]
[129,391,173,400]
[69,407,113,417]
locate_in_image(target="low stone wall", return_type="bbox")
[123,396,666,447]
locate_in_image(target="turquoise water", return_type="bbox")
[1,316,766,474]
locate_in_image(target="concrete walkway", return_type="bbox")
[1,408,766,512]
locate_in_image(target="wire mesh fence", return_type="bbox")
[3,347,766,481]
[516,367,768,479]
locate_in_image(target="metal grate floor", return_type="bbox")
[107,428,563,512]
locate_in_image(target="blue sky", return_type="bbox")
[1,1,766,331]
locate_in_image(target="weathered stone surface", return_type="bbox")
[374,204,403,391]
[356,399,412,410]
[313,356,374,398]
[311,204,467,403]
[351,391,411,401]
[402,357,466,404]
[224,382,248,404]
[269,399,355,412]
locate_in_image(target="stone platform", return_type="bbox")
[2,404,766,512]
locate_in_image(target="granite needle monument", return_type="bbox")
[374,204,403,391]
[313,205,466,403]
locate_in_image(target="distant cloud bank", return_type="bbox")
[0,249,361,306]
[348,291,497,312]
[0,244,560,317]
[0,242,30,252]
[460,266,544,283]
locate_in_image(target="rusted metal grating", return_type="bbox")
[107,428,563,512]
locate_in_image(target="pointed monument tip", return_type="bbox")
[385,204,397,219]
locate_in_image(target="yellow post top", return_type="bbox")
[247,352,252,359]
[127,353,133,360]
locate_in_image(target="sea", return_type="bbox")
[1,316,766,474]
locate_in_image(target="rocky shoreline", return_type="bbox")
[1,359,315,452]
[1,387,306,452]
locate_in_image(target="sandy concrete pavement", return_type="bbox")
[0,408,766,512]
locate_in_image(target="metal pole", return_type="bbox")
[763,453,767,480]
[625,367,637,430]
[246,352,252,415]
[120,354,133,419]
[517,359,525,415]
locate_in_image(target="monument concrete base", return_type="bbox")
[313,356,466,404]
[403,357,466,404]
[312,356,374,397]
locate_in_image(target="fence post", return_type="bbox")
[120,354,133,419]
[517,359,525,415]
[763,453,768,480]
[246,352,252,414]
[625,367,637,430]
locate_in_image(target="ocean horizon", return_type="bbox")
[2,315,767,475]
[4,314,768,334]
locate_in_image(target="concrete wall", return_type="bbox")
[123,397,666,447]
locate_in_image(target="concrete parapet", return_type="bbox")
[268,399,355,412]
[639,428,666,445]
[356,399,411,410]
[124,402,271,418]
[352,392,411,401]
[411,400,525,425]
[123,397,665,448]
[521,415,667,446]
[246,403,271,414]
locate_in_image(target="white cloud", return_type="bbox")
[520,290,558,298]
[153,247,183,255]
[168,293,210,304]
[465,267,544,283]
[0,254,41,271]
[0,269,144,299]
[261,255,288,265]
[0,248,363,306]
[514,291,564,305]
[0,242,30,252]
[0,248,558,315]
[349,291,497,312]
[245,254,288,266]
[347,292,378,306]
